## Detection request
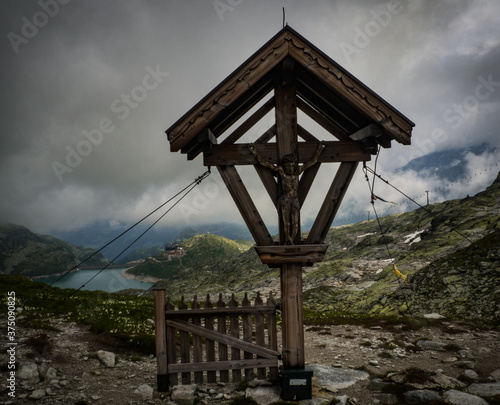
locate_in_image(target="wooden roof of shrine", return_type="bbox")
[166,25,414,159]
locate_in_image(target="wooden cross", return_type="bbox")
[166,26,414,370]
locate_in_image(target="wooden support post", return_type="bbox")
[280,263,305,369]
[154,289,169,391]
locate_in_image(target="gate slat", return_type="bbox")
[169,358,278,373]
[205,295,216,383]
[179,296,191,384]
[192,296,203,384]
[217,294,229,383]
[229,294,241,382]
[267,292,278,380]
[254,292,266,379]
[166,297,178,386]
[242,293,253,380]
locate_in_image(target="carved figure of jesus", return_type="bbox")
[249,142,325,244]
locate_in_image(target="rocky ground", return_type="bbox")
[1,316,500,405]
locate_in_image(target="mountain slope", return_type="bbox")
[149,172,500,322]
[126,233,245,280]
[0,224,109,277]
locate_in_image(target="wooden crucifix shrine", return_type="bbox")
[166,26,414,378]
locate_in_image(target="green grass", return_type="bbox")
[1,275,156,354]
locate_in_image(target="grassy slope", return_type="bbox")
[126,233,245,279]
[0,224,109,276]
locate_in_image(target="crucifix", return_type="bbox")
[166,26,414,386]
[249,141,325,245]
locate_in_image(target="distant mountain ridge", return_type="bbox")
[398,143,498,181]
[0,224,109,277]
[52,221,253,263]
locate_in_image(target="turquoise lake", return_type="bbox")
[41,267,154,293]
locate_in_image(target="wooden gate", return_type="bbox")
[154,290,279,390]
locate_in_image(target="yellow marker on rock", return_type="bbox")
[393,263,408,284]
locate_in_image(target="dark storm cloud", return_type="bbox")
[0,0,499,233]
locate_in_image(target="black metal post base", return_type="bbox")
[280,368,313,401]
[157,374,170,392]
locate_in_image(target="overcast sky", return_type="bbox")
[1,0,499,236]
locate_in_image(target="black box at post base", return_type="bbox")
[281,368,313,401]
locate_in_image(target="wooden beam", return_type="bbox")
[204,141,371,166]
[166,319,279,359]
[306,161,359,244]
[255,244,328,265]
[289,40,413,144]
[349,123,383,141]
[297,124,319,142]
[217,165,274,246]
[168,32,289,151]
[298,162,321,207]
[296,80,360,137]
[296,96,350,141]
[256,125,276,144]
[254,165,278,207]
[281,263,305,368]
[222,96,275,145]
[165,305,275,317]
[153,290,169,391]
[184,128,218,160]
[168,358,278,374]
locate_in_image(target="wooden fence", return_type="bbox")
[154,290,279,390]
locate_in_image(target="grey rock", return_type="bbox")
[431,372,465,389]
[29,389,46,400]
[462,369,479,380]
[459,350,475,359]
[299,398,332,405]
[373,393,398,404]
[443,389,489,405]
[18,362,39,383]
[490,369,500,381]
[310,364,369,391]
[45,367,57,381]
[97,350,115,368]
[245,385,281,405]
[367,378,395,392]
[333,395,348,405]
[467,382,500,398]
[423,313,445,319]
[416,340,447,351]
[404,390,442,404]
[134,384,154,400]
[171,384,197,405]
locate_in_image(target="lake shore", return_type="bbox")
[120,267,161,283]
